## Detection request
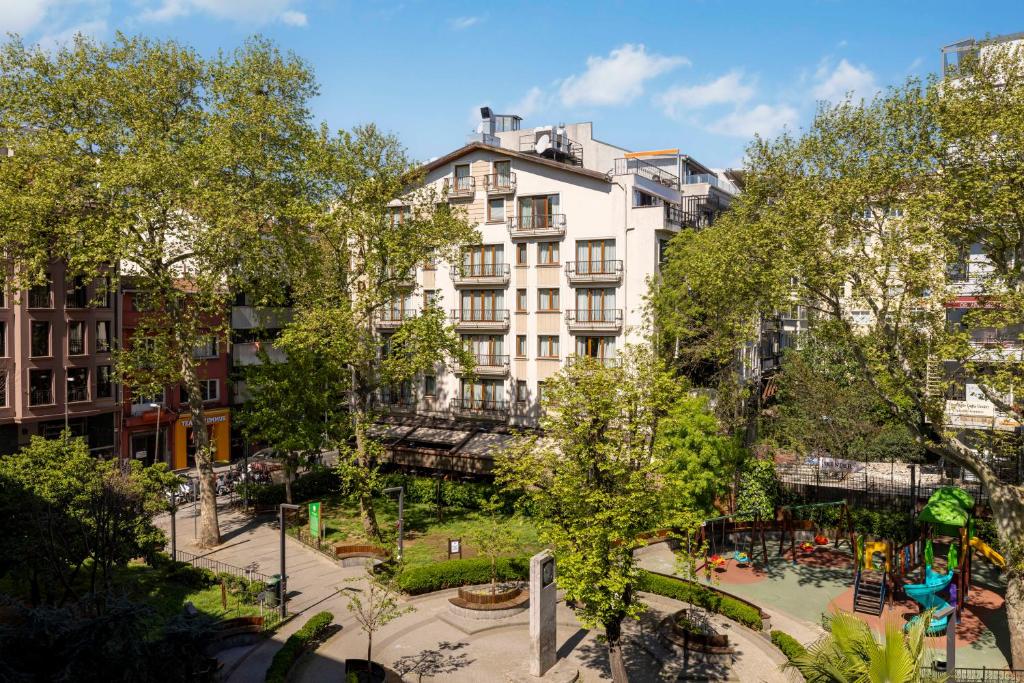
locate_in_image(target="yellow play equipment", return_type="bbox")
[861,540,891,572]
[970,537,1006,568]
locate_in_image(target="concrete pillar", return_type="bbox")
[529,550,557,677]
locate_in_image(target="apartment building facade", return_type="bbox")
[0,263,118,456]
[372,109,734,462]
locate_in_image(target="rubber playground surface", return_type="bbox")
[699,543,1011,669]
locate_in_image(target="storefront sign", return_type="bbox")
[180,415,228,428]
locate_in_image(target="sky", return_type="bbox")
[3,1,1024,169]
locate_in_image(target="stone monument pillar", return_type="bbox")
[529,550,557,677]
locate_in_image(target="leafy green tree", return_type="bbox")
[467,496,520,596]
[496,346,680,682]
[280,125,476,539]
[344,569,414,665]
[652,43,1024,665]
[238,343,350,503]
[789,610,933,683]
[0,34,318,547]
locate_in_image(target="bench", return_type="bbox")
[333,544,390,567]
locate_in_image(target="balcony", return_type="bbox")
[484,172,516,194]
[28,287,51,309]
[566,308,623,332]
[444,175,476,200]
[457,354,510,377]
[565,260,623,284]
[613,157,679,189]
[453,262,510,287]
[450,308,510,331]
[231,305,293,330]
[233,341,287,366]
[450,397,510,420]
[508,214,566,239]
[380,395,417,414]
[68,337,86,355]
[565,354,620,368]
[29,388,53,406]
[67,384,89,403]
[376,309,418,329]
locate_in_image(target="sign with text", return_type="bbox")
[448,538,462,559]
[308,501,321,539]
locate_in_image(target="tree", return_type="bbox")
[0,34,317,547]
[789,611,933,683]
[344,569,414,665]
[496,346,680,682]
[238,343,350,504]
[652,42,1024,665]
[279,125,476,539]
[467,496,519,596]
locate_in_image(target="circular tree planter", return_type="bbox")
[344,658,389,683]
[447,582,529,620]
[659,608,733,665]
[333,544,390,568]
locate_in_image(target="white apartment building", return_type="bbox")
[372,108,735,468]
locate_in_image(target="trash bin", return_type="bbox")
[263,574,282,608]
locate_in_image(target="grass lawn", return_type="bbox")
[300,495,543,566]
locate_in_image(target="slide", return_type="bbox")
[904,565,954,634]
[970,537,1006,569]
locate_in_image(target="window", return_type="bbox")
[132,390,164,409]
[96,320,112,353]
[96,365,113,399]
[516,243,527,266]
[634,190,659,207]
[538,335,559,358]
[65,276,87,308]
[516,335,527,357]
[0,370,6,407]
[67,368,88,403]
[516,194,559,229]
[487,197,505,222]
[180,379,219,403]
[538,242,559,265]
[28,275,52,308]
[537,288,559,311]
[462,244,504,277]
[493,160,512,189]
[389,205,411,226]
[0,287,5,307]
[68,321,85,355]
[424,374,436,396]
[516,289,527,312]
[459,290,504,321]
[576,240,616,274]
[97,276,112,308]
[575,288,616,321]
[192,336,218,359]
[576,336,616,359]
[31,320,50,357]
[423,289,439,308]
[454,164,471,192]
[537,381,547,404]
[423,251,438,270]
[29,369,53,406]
[887,207,904,218]
[0,320,5,357]
[516,380,527,403]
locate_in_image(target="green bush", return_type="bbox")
[396,557,530,595]
[265,611,334,683]
[974,518,1002,554]
[770,629,807,662]
[292,467,343,501]
[376,473,498,510]
[636,571,763,630]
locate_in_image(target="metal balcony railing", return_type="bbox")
[65,288,88,309]
[613,157,679,188]
[566,308,623,326]
[450,397,510,414]
[565,260,623,279]
[445,175,476,198]
[29,388,53,406]
[450,309,510,325]
[377,309,418,325]
[454,262,511,280]
[566,354,620,368]
[68,338,86,355]
[471,353,510,368]
[28,287,51,308]
[508,214,566,236]
[484,172,516,193]
[67,385,88,403]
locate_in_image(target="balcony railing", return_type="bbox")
[28,288,51,309]
[459,354,510,376]
[29,388,53,406]
[484,172,516,194]
[613,157,679,188]
[453,262,511,285]
[450,309,510,326]
[445,175,476,198]
[68,338,86,355]
[376,309,418,327]
[67,385,88,403]
[508,214,566,238]
[684,173,738,194]
[566,308,623,329]
[450,397,510,417]
[565,260,623,283]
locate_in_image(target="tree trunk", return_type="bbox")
[183,361,220,548]
[284,454,294,505]
[367,631,373,665]
[354,415,381,541]
[989,482,1024,668]
[605,617,629,683]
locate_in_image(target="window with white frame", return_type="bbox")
[192,336,218,359]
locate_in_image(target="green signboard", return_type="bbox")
[309,501,321,539]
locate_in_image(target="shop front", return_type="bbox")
[172,407,231,470]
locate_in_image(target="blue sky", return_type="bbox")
[4,1,1023,168]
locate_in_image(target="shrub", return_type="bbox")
[770,629,807,662]
[396,557,530,595]
[292,467,343,501]
[265,611,334,683]
[636,571,762,630]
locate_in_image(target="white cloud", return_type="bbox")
[449,15,481,30]
[508,86,544,118]
[656,70,755,118]
[0,0,51,33]
[559,44,689,107]
[706,103,798,138]
[812,58,878,103]
[138,0,308,26]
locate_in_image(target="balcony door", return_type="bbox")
[494,160,511,189]
[461,290,503,321]
[461,378,503,407]
[576,335,616,358]
[576,288,615,322]
[518,195,558,229]
[454,164,471,191]
[464,334,504,363]
[387,294,413,320]
[576,239,615,274]
[463,245,503,277]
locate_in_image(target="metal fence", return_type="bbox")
[952,667,1024,682]
[174,549,273,584]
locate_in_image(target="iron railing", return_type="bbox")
[450,397,510,414]
[508,214,566,235]
[613,157,679,188]
[445,175,476,197]
[68,337,86,355]
[455,262,511,279]
[565,260,623,278]
[66,384,88,403]
[65,288,88,309]
[566,308,623,325]
[518,133,583,166]
[174,549,274,583]
[29,387,53,406]
[484,172,516,193]
[450,308,510,324]
[949,667,1024,682]
[28,287,51,308]
[376,309,417,324]
[470,353,510,368]
[566,354,620,368]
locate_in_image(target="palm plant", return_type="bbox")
[788,610,937,683]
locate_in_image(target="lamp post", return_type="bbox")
[383,486,405,562]
[149,402,162,466]
[169,490,177,559]
[278,503,299,618]
[64,373,74,432]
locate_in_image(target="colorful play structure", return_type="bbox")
[694,510,771,571]
[778,500,856,559]
[850,486,1006,634]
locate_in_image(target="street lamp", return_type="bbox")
[149,402,162,466]
[278,503,300,618]
[64,374,75,432]
[382,486,405,562]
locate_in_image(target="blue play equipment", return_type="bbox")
[904,564,954,634]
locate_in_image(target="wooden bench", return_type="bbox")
[333,544,389,566]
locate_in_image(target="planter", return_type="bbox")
[345,659,388,683]
[448,583,529,620]
[659,609,733,657]
[334,544,390,568]
[457,583,522,605]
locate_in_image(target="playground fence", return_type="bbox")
[951,667,1024,682]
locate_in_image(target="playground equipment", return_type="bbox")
[905,558,956,634]
[969,537,1006,569]
[696,510,770,570]
[853,536,891,616]
[778,500,856,560]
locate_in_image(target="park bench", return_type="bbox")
[333,543,390,566]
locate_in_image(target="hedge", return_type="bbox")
[265,611,334,683]
[396,557,530,595]
[770,629,807,663]
[636,570,763,630]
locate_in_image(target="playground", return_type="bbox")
[646,491,1013,670]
